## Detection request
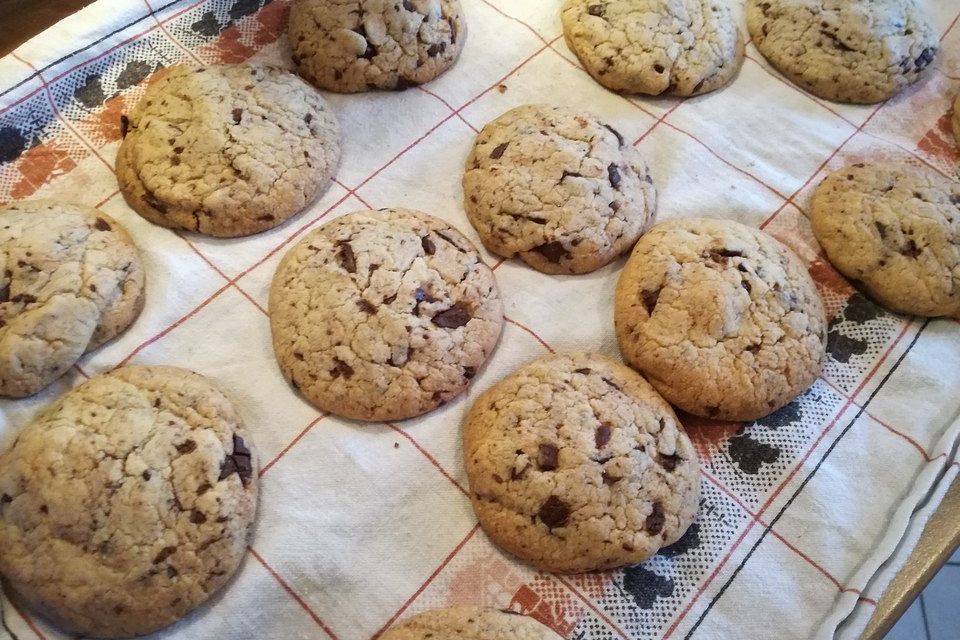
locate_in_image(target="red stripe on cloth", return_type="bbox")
[259,414,327,477]
[388,423,469,497]
[247,546,340,640]
[116,281,232,367]
[7,597,48,640]
[370,524,481,639]
[504,316,556,354]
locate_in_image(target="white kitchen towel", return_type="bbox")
[1,1,959,639]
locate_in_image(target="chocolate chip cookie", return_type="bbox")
[615,218,827,421]
[289,0,466,93]
[747,0,938,104]
[116,64,340,237]
[0,366,259,638]
[562,0,744,96]
[464,353,700,573]
[812,163,960,319]
[463,104,657,274]
[0,201,144,398]
[381,607,564,640]
[269,208,503,421]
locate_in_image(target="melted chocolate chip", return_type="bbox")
[331,358,355,379]
[421,236,436,255]
[534,241,569,263]
[190,510,207,524]
[603,377,621,391]
[914,46,936,71]
[218,434,253,484]
[142,470,151,481]
[10,293,37,304]
[357,299,377,314]
[304,113,313,124]
[361,41,378,59]
[608,163,621,189]
[93,216,112,231]
[574,367,591,374]
[595,424,612,448]
[120,114,130,138]
[821,30,853,52]
[463,366,476,379]
[427,43,442,57]
[0,494,11,504]
[587,4,604,16]
[645,502,665,535]
[657,453,682,471]
[741,280,751,293]
[489,142,509,159]
[902,239,922,258]
[176,440,197,454]
[642,288,661,315]
[232,108,243,124]
[153,546,177,564]
[538,444,559,471]
[432,304,471,328]
[143,190,167,213]
[654,63,665,74]
[338,241,357,273]
[538,495,570,528]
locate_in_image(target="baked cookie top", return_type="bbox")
[381,607,564,640]
[614,217,827,421]
[463,104,656,275]
[289,0,466,93]
[747,0,938,104]
[117,64,340,237]
[0,366,259,638]
[812,162,960,319]
[269,208,503,421]
[561,0,744,96]
[0,201,144,398]
[464,353,700,573]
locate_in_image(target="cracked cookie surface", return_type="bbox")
[269,208,503,421]
[464,353,699,573]
[0,201,144,398]
[0,366,259,638]
[615,218,827,421]
[747,0,938,104]
[116,64,340,237]
[562,0,744,96]
[289,0,466,93]
[812,163,960,319]
[463,104,656,275]
[382,607,564,640]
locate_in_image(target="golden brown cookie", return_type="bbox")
[615,218,827,421]
[463,104,656,274]
[117,64,340,237]
[812,162,960,319]
[0,366,259,638]
[269,208,503,421]
[562,0,744,96]
[0,201,144,398]
[747,0,938,104]
[464,353,699,573]
[289,0,467,92]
